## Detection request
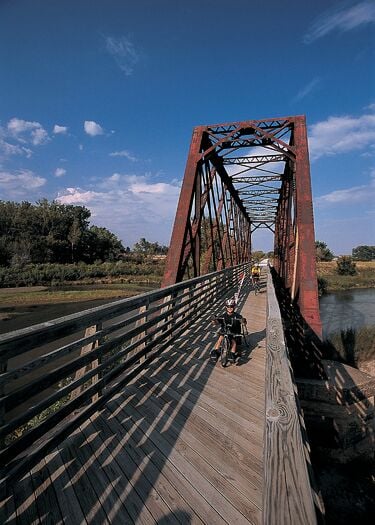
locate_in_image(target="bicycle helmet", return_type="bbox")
[225,298,236,307]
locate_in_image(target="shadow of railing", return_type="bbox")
[3,266,256,523]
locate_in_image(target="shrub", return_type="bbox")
[336,256,357,276]
[317,277,328,296]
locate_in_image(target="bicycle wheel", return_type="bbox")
[220,336,230,367]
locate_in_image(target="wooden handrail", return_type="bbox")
[263,268,322,525]
[0,264,247,483]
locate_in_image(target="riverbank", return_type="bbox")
[317,261,375,292]
[0,282,160,328]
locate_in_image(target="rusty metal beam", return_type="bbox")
[162,115,322,338]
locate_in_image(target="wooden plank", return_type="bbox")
[11,471,39,525]
[44,448,87,525]
[89,412,204,524]
[57,429,110,525]
[124,379,263,495]
[108,385,261,523]
[30,459,64,524]
[263,271,318,525]
[77,418,154,524]
[106,396,235,524]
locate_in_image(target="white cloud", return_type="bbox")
[54,168,67,177]
[53,124,68,134]
[109,150,138,161]
[84,120,104,136]
[7,117,49,145]
[56,174,180,246]
[317,170,375,206]
[0,169,46,198]
[305,1,375,43]
[105,36,140,75]
[0,138,32,159]
[308,112,375,160]
[57,187,100,205]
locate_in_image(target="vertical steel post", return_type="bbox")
[292,117,322,337]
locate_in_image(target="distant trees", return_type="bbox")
[0,199,125,266]
[352,245,375,261]
[315,241,334,261]
[133,237,168,256]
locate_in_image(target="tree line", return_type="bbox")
[315,241,375,262]
[0,199,171,269]
[0,199,125,266]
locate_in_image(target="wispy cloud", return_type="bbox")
[109,150,138,161]
[84,120,104,136]
[0,138,32,159]
[56,174,180,246]
[0,169,46,198]
[305,1,375,43]
[105,36,140,75]
[317,169,375,206]
[293,77,320,102]
[308,111,375,160]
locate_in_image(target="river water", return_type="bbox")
[319,288,375,338]
[1,288,374,338]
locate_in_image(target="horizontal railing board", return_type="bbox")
[0,266,235,359]
[1,278,215,406]
[0,274,223,419]
[1,264,245,480]
[1,281,213,483]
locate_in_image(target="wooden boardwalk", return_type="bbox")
[2,282,267,524]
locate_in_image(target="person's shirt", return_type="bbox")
[219,312,243,334]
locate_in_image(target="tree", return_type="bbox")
[315,241,334,261]
[352,245,375,261]
[86,226,125,262]
[0,199,124,266]
[336,256,357,276]
[133,238,168,256]
[68,218,82,262]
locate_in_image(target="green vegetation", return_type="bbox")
[315,240,334,261]
[323,326,375,370]
[352,245,375,261]
[336,255,357,276]
[317,261,375,292]
[0,199,125,266]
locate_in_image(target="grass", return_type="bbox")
[0,282,159,306]
[317,261,375,292]
[323,326,375,369]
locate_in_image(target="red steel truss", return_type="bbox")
[162,115,322,337]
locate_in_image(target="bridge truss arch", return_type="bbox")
[162,115,322,336]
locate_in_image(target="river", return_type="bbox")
[319,288,375,338]
[2,287,374,338]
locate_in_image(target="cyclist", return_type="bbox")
[251,263,261,288]
[210,298,247,363]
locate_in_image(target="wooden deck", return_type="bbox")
[2,283,267,524]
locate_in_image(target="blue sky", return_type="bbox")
[0,0,374,254]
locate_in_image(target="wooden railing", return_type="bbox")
[263,268,324,525]
[0,264,247,483]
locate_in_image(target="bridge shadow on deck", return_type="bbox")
[7,284,264,524]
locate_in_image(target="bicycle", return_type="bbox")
[215,317,241,367]
[252,276,260,295]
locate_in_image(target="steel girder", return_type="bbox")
[162,116,321,337]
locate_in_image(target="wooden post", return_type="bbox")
[71,323,102,404]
